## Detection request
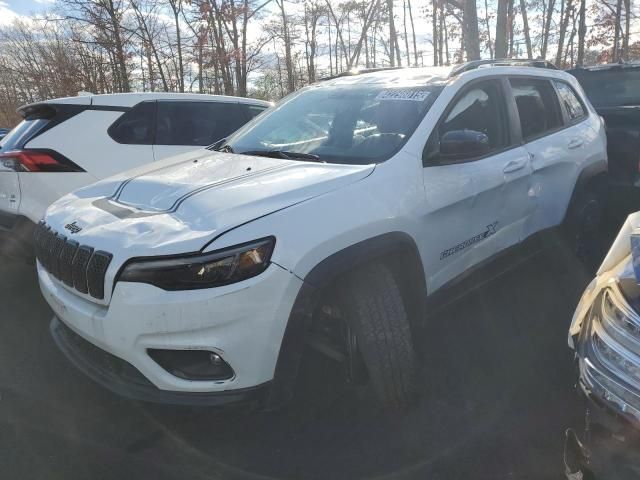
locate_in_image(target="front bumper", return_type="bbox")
[39,260,303,402]
[50,316,270,406]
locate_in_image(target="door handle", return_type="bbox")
[568,138,584,149]
[503,159,527,173]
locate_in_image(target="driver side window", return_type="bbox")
[424,81,508,165]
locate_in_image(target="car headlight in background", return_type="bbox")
[118,237,275,290]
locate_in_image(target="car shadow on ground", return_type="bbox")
[0,228,609,480]
[138,231,596,480]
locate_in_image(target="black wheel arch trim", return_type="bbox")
[265,231,426,409]
[575,157,608,193]
[564,158,609,223]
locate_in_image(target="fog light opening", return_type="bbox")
[148,349,234,381]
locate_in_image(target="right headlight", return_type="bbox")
[118,237,275,291]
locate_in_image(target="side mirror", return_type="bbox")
[439,129,490,162]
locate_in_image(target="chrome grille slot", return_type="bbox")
[72,246,93,294]
[87,251,112,299]
[49,234,67,279]
[34,222,112,300]
[58,240,79,286]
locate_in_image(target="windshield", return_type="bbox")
[572,68,640,107]
[224,83,443,165]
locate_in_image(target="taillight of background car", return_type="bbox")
[0,150,84,172]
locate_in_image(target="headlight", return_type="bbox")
[118,237,275,290]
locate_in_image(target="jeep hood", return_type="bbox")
[45,150,374,257]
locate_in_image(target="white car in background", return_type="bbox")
[0,92,271,257]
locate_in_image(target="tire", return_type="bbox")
[564,187,604,271]
[339,262,416,409]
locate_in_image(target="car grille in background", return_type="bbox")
[34,222,112,300]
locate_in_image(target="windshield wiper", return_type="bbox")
[207,137,230,152]
[240,150,324,162]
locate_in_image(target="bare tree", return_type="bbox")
[60,0,131,92]
[555,0,573,65]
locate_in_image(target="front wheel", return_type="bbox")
[338,262,417,409]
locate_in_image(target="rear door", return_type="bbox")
[152,101,250,161]
[509,77,580,233]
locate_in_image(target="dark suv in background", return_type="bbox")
[569,63,640,222]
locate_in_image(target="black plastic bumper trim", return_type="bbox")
[50,316,270,407]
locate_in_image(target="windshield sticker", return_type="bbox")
[440,222,498,260]
[376,88,431,102]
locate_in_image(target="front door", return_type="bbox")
[421,79,533,292]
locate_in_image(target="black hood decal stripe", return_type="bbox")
[108,161,292,215]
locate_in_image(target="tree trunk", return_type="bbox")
[407,0,418,65]
[507,0,514,56]
[387,0,398,66]
[484,0,494,58]
[613,0,622,61]
[169,0,184,92]
[106,0,129,92]
[328,18,333,75]
[495,0,509,58]
[403,0,410,66]
[432,0,439,65]
[520,0,533,58]
[464,0,481,60]
[540,0,556,59]
[555,0,572,66]
[622,0,630,60]
[444,12,450,64]
[439,4,445,65]
[576,0,586,65]
[278,0,295,92]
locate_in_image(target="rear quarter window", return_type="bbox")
[244,104,268,119]
[108,101,156,145]
[156,102,247,146]
[554,81,586,122]
[0,119,50,151]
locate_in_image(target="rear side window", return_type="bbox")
[554,81,586,122]
[0,119,50,151]
[108,101,156,145]
[510,78,562,141]
[244,105,268,119]
[156,102,247,146]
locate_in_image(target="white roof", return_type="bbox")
[40,92,272,108]
[317,64,575,88]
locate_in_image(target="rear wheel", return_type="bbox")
[336,262,417,409]
[564,187,605,272]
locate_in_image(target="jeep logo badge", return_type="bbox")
[64,221,82,234]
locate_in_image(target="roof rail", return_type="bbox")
[318,66,409,82]
[449,58,558,77]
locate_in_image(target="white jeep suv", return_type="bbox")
[36,61,607,409]
[0,92,270,258]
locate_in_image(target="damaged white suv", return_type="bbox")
[37,61,607,409]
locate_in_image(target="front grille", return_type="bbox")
[34,221,112,300]
[53,318,153,388]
